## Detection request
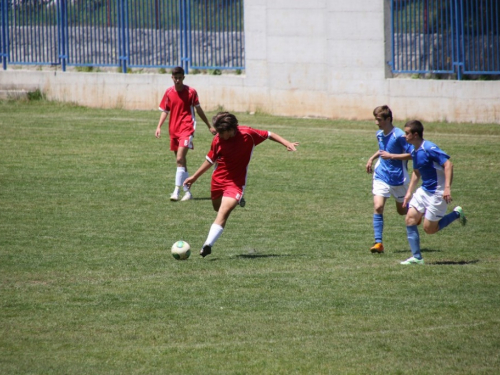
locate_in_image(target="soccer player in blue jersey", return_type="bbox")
[366,105,413,253]
[400,120,467,265]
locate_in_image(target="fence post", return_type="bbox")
[453,0,464,80]
[179,0,190,73]
[386,0,394,77]
[57,0,67,72]
[119,0,129,73]
[1,0,8,70]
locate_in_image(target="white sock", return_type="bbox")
[182,171,190,192]
[205,224,224,247]
[175,167,185,187]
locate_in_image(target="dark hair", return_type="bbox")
[171,66,184,76]
[404,120,424,138]
[373,105,393,122]
[212,112,239,133]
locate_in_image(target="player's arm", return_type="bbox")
[268,132,299,151]
[183,159,213,189]
[155,111,168,138]
[442,159,453,203]
[379,151,412,161]
[366,151,380,173]
[380,134,414,161]
[403,169,421,208]
[195,105,217,135]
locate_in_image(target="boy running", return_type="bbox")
[366,105,413,253]
[401,120,467,265]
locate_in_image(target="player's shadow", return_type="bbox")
[236,253,288,259]
[393,248,479,265]
[428,260,479,265]
[393,247,441,254]
[204,254,287,262]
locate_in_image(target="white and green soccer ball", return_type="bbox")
[171,240,191,260]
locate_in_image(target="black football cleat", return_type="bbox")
[200,245,212,257]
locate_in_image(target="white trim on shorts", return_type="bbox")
[372,179,408,203]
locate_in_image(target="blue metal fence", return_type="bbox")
[391,0,500,79]
[0,0,244,73]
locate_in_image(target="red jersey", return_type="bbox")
[207,126,270,190]
[158,85,200,137]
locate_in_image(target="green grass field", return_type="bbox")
[1,100,499,374]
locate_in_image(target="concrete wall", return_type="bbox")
[1,0,499,123]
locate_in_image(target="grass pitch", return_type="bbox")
[1,100,499,374]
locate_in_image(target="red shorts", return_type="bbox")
[211,184,244,202]
[170,134,194,152]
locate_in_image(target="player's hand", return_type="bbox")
[286,142,299,151]
[443,188,452,204]
[155,128,161,138]
[403,194,411,208]
[209,127,217,135]
[366,161,373,174]
[183,177,194,189]
[379,151,392,160]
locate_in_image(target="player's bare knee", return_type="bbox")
[406,216,420,226]
[423,225,438,235]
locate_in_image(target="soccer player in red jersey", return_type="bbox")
[155,66,216,202]
[184,112,299,257]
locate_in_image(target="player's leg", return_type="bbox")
[201,188,240,257]
[433,206,467,232]
[401,190,425,265]
[396,199,422,225]
[200,193,222,258]
[214,196,239,228]
[176,145,194,201]
[423,219,440,234]
[371,179,390,253]
[392,184,409,215]
[395,201,407,215]
[423,198,466,234]
[169,137,182,201]
[178,135,194,201]
[201,197,239,257]
[211,195,222,212]
[401,207,425,264]
[395,186,422,225]
[420,194,449,235]
[170,150,185,200]
[371,195,386,253]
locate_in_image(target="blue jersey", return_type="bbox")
[373,127,413,186]
[411,140,450,194]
